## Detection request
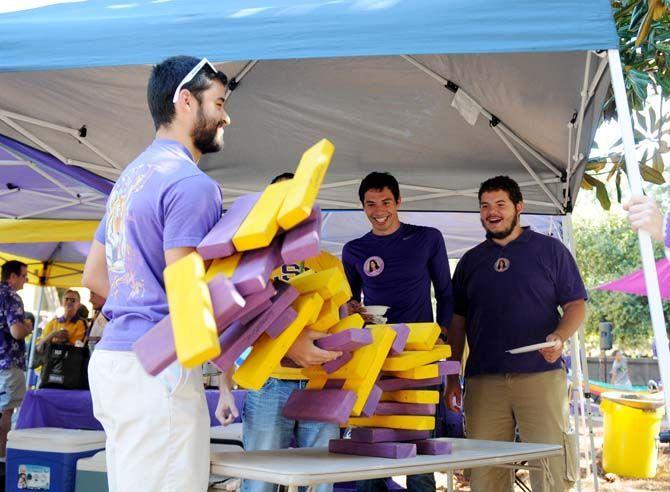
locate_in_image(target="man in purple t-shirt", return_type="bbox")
[446,176,587,492]
[83,56,230,492]
[342,172,453,492]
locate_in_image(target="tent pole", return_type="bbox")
[608,49,670,418]
[492,126,564,212]
[25,284,45,389]
[563,214,600,491]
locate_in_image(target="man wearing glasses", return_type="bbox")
[36,289,86,353]
[83,56,231,492]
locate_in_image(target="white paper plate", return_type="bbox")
[363,305,390,315]
[506,340,559,354]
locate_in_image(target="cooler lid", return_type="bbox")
[8,428,106,453]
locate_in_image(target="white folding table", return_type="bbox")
[210,438,563,491]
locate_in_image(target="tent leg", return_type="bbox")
[563,214,600,491]
[608,49,670,418]
[25,285,44,389]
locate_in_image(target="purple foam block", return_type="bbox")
[389,324,410,356]
[230,283,277,329]
[197,193,260,260]
[211,307,295,372]
[377,376,442,392]
[374,402,436,416]
[329,439,416,459]
[263,283,301,338]
[349,428,431,444]
[322,352,353,374]
[437,360,462,376]
[324,379,346,389]
[233,237,284,296]
[209,275,247,332]
[280,357,300,368]
[413,439,453,455]
[281,205,321,264]
[132,316,174,376]
[260,307,297,340]
[360,385,383,417]
[282,389,356,424]
[134,275,245,376]
[239,299,272,325]
[315,329,372,352]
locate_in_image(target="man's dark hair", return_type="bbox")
[1,260,27,282]
[24,312,35,325]
[478,175,523,205]
[147,56,228,130]
[358,172,400,204]
[271,172,294,184]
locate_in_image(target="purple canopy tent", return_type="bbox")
[596,259,670,300]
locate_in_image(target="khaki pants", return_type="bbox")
[464,369,577,492]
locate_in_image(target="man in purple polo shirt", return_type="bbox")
[445,176,586,492]
[342,172,453,492]
[83,56,230,492]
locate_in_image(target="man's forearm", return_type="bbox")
[219,368,235,393]
[554,300,586,342]
[447,314,466,366]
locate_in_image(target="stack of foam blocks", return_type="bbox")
[132,139,347,389]
[282,322,461,459]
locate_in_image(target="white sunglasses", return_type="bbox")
[172,57,218,104]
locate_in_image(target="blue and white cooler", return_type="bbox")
[6,428,105,492]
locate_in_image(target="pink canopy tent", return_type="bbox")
[596,259,670,300]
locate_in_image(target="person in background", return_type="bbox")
[0,260,32,459]
[218,172,341,492]
[85,292,107,350]
[610,349,633,389]
[624,195,669,258]
[36,289,86,353]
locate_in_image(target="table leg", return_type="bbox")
[447,470,454,492]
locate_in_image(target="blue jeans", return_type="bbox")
[243,378,339,492]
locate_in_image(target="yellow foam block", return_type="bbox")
[381,345,451,372]
[330,289,350,309]
[233,292,324,390]
[405,322,441,351]
[287,267,345,300]
[384,362,444,380]
[232,180,292,252]
[305,376,328,390]
[381,390,440,404]
[165,252,219,368]
[348,415,435,431]
[343,325,396,416]
[306,297,341,332]
[204,253,242,283]
[277,139,334,229]
[329,314,364,334]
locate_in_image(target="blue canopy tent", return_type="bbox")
[0,1,667,486]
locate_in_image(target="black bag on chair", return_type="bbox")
[39,344,90,389]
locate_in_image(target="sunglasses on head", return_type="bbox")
[172,57,220,104]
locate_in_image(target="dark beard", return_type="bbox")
[192,109,223,155]
[482,213,519,239]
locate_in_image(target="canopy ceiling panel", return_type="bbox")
[0,0,617,215]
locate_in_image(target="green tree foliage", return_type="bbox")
[574,215,670,351]
[581,1,670,208]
